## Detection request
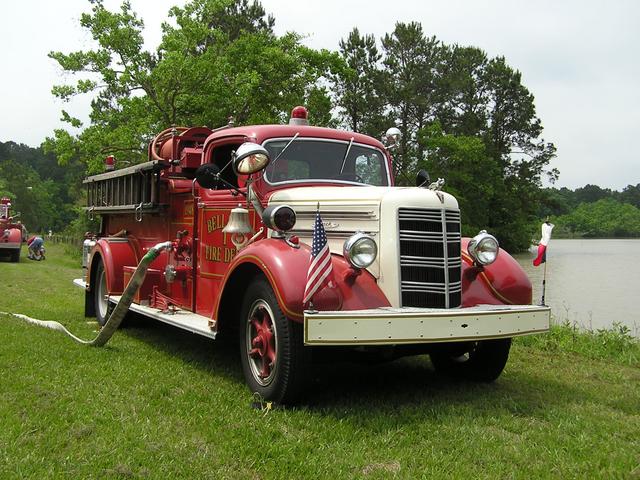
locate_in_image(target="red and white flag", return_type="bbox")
[303,209,334,304]
[533,221,554,266]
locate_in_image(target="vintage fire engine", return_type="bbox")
[0,197,25,262]
[75,107,550,403]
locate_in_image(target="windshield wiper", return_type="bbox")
[270,133,300,169]
[339,137,354,174]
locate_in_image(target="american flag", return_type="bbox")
[303,209,334,304]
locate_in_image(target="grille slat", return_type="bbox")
[399,207,462,309]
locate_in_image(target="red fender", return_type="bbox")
[1,227,23,247]
[461,238,532,306]
[88,238,139,294]
[216,238,390,323]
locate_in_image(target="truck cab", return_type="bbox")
[76,107,550,403]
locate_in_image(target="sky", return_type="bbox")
[1,0,638,190]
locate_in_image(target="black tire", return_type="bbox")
[430,338,512,382]
[10,249,20,262]
[94,261,114,326]
[239,278,306,404]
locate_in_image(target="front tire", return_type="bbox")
[10,248,20,262]
[430,338,512,382]
[239,278,306,404]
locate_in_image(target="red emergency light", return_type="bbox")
[289,106,309,126]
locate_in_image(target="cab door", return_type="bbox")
[194,139,257,319]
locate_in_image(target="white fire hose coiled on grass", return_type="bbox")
[1,241,173,347]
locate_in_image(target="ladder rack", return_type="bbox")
[84,160,168,215]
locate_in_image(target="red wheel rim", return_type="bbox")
[245,300,278,386]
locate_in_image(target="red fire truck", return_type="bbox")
[0,197,25,262]
[75,107,550,403]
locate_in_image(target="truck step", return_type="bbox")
[109,295,216,339]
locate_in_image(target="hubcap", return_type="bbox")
[245,300,277,386]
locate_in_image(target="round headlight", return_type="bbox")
[467,230,499,266]
[262,205,296,232]
[343,233,377,269]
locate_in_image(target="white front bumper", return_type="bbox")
[304,304,550,345]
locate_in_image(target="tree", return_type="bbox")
[381,22,445,185]
[46,0,339,173]
[0,142,82,232]
[556,198,640,238]
[331,28,385,136]
[0,159,75,232]
[419,123,500,237]
[573,184,612,205]
[618,183,640,209]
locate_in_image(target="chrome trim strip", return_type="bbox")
[289,229,377,239]
[399,231,461,241]
[294,210,378,220]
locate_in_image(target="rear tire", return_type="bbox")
[94,261,113,326]
[430,338,512,382]
[239,278,306,404]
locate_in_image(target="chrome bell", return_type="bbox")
[223,205,253,249]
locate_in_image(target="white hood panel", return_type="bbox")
[268,185,459,306]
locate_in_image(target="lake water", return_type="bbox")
[512,239,640,337]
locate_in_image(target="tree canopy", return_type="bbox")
[0,141,84,232]
[45,0,339,173]
[330,24,558,250]
[37,0,571,250]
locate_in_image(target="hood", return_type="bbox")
[267,185,459,278]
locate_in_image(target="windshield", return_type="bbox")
[263,139,389,186]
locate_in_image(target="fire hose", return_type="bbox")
[1,241,173,347]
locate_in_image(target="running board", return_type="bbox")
[108,295,217,340]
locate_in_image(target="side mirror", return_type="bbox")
[195,163,221,189]
[416,169,431,187]
[232,143,271,175]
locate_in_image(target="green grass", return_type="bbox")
[1,244,639,479]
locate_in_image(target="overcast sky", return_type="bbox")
[1,0,638,190]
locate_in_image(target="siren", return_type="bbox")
[105,155,115,171]
[289,106,309,126]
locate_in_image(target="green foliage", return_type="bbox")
[552,198,640,237]
[46,0,339,174]
[0,142,84,232]
[518,321,640,367]
[331,28,385,135]
[1,245,639,478]
[419,123,498,236]
[331,23,558,251]
[618,183,640,208]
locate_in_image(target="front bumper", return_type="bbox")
[0,242,21,250]
[304,304,550,345]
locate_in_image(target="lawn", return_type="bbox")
[1,244,639,479]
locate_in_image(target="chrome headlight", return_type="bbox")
[262,205,296,232]
[467,230,499,266]
[343,232,377,269]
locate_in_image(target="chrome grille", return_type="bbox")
[398,208,461,308]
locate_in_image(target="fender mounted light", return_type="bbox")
[467,230,499,266]
[262,205,296,236]
[343,232,377,269]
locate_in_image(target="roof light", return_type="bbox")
[289,106,309,126]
